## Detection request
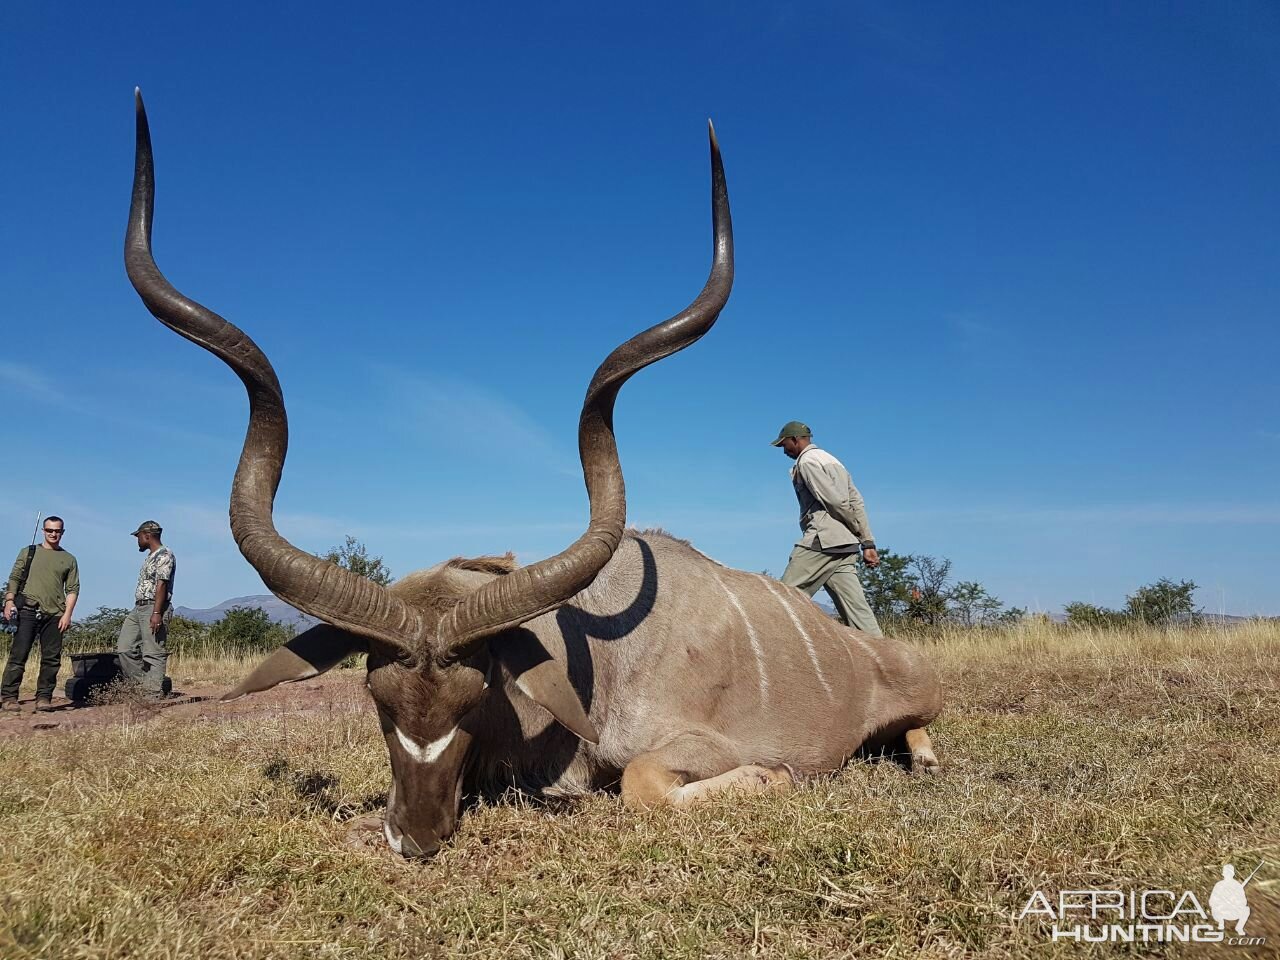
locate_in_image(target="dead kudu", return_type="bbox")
[125,91,942,858]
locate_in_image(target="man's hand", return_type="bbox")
[58,612,72,633]
[862,547,880,568]
[2,601,15,622]
[150,611,163,633]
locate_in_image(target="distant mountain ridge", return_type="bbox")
[175,594,319,628]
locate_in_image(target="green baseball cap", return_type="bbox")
[130,520,162,536]
[770,420,811,446]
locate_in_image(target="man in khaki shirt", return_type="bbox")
[2,516,80,711]
[772,421,882,636]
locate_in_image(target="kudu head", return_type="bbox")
[124,90,733,856]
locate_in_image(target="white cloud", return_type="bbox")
[0,361,221,447]
[0,361,70,403]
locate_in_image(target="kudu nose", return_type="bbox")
[385,819,443,859]
[397,832,440,859]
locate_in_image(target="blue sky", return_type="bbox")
[1,2,1277,618]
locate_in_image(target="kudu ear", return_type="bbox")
[492,630,599,744]
[221,624,365,702]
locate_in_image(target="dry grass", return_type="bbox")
[1,621,1277,958]
[3,646,268,696]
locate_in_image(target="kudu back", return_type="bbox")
[125,91,941,857]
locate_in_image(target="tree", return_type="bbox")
[208,606,297,653]
[993,606,1027,626]
[860,549,915,622]
[1063,578,1200,629]
[906,555,952,626]
[318,536,393,586]
[1063,601,1127,629]
[165,615,211,656]
[947,580,1004,628]
[862,550,1022,629]
[1124,577,1198,625]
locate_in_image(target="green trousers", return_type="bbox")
[116,602,169,695]
[781,545,883,637]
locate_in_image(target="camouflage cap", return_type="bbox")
[130,520,163,536]
[770,420,812,446]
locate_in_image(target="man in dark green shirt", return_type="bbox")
[2,516,80,711]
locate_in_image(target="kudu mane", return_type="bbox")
[446,554,520,576]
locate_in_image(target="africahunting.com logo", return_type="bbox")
[1017,861,1268,947]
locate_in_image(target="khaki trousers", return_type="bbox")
[781,545,883,637]
[117,602,169,695]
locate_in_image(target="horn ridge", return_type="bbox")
[124,90,426,655]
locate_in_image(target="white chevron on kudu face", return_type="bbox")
[395,725,458,765]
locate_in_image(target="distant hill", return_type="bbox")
[175,595,319,628]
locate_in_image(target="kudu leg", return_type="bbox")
[905,727,940,775]
[621,734,794,808]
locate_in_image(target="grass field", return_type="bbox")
[1,620,1277,958]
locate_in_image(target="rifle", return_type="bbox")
[1240,861,1265,887]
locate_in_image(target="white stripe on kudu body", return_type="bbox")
[762,579,835,700]
[712,572,769,701]
[843,623,885,670]
[395,725,458,764]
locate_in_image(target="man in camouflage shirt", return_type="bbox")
[116,520,176,698]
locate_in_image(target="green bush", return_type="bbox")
[1125,577,1199,625]
[1064,579,1200,629]
[1064,601,1129,629]
[204,606,297,654]
[0,604,297,660]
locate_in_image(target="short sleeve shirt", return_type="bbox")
[135,546,176,604]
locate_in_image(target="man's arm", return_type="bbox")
[57,557,80,631]
[58,593,78,632]
[798,459,876,545]
[150,579,169,632]
[149,549,174,631]
[4,550,25,619]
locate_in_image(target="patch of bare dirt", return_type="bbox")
[0,672,370,739]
